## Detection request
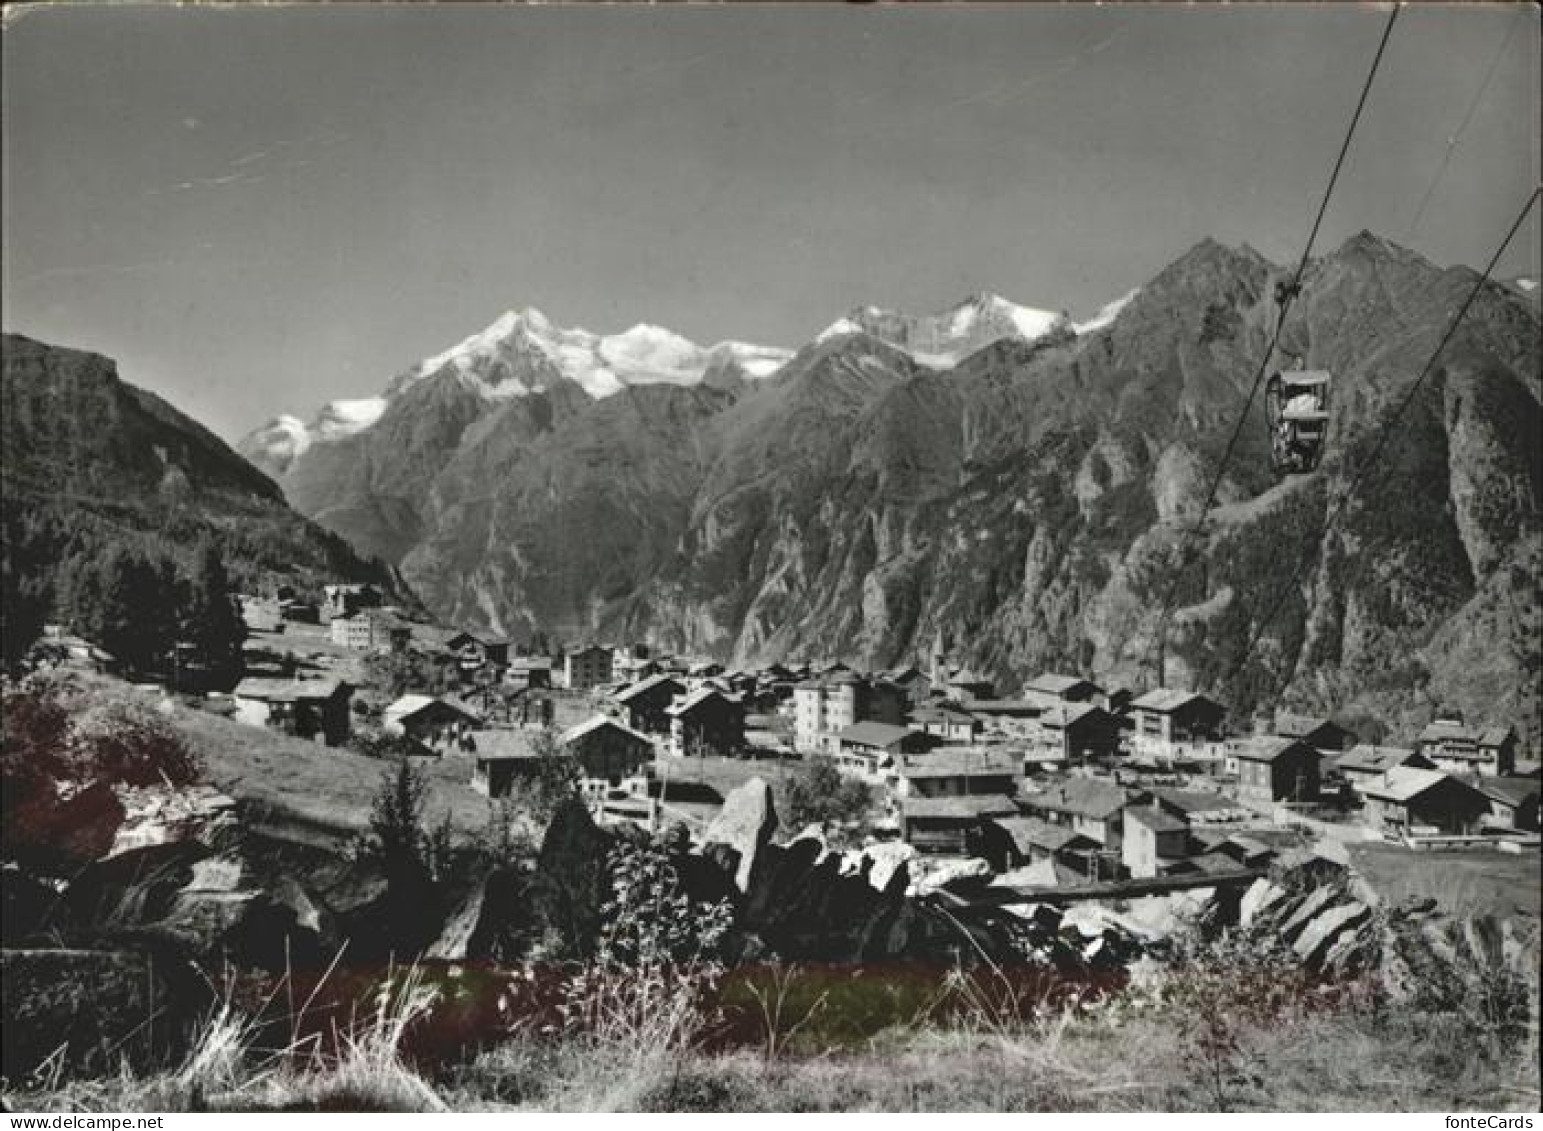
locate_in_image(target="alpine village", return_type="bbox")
[3,8,1541,1117]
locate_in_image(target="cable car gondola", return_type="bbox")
[1265,368,1331,475]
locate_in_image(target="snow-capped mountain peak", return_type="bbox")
[243,308,796,471]
[814,292,1071,368]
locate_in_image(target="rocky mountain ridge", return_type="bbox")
[243,234,1540,739]
[1,333,408,604]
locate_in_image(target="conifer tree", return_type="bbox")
[185,541,245,688]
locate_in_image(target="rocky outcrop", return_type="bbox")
[702,777,777,893]
[1,333,408,611]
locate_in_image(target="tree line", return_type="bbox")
[2,505,245,688]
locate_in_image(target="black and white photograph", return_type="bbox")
[1,0,1539,1116]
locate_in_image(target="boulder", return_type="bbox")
[63,840,209,932]
[1323,921,1378,978]
[910,856,992,896]
[1291,900,1370,968]
[744,836,825,925]
[702,778,777,892]
[1239,878,1288,929]
[1276,885,1338,944]
[856,841,916,894]
[428,878,488,961]
[109,785,238,856]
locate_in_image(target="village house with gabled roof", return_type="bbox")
[1359,766,1490,836]
[668,686,747,757]
[1273,713,1358,754]
[979,814,1102,875]
[943,667,996,703]
[1148,787,1254,826]
[884,665,933,708]
[560,715,655,786]
[471,716,653,800]
[445,631,510,673]
[1024,672,1105,707]
[1026,702,1123,764]
[1128,688,1226,761]
[890,747,1020,799]
[967,695,1055,738]
[1334,745,1437,797]
[506,655,552,690]
[898,795,1018,856]
[831,720,937,778]
[1468,776,1540,832]
[232,676,353,746]
[912,704,981,744]
[1121,804,1191,878]
[1415,713,1517,777]
[382,693,482,755]
[1233,735,1321,803]
[1020,777,1147,852]
[614,673,686,734]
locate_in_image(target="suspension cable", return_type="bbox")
[1145,2,1403,686]
[1236,184,1541,670]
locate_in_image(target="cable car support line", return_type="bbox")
[1146,2,1402,687]
[1235,183,1542,671]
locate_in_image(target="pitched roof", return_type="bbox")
[1038,703,1105,729]
[1024,777,1131,820]
[1478,727,1518,748]
[1150,788,1239,816]
[913,705,978,725]
[968,695,1054,715]
[561,714,653,747]
[837,721,922,749]
[667,686,742,717]
[1126,806,1189,834]
[901,795,1018,821]
[1337,744,1423,775]
[1473,776,1539,808]
[1130,688,1211,713]
[986,815,1094,855]
[383,693,481,724]
[1418,719,1479,744]
[1025,673,1102,696]
[1273,714,1339,739]
[1234,735,1316,763]
[473,728,546,761]
[1360,766,1461,803]
[233,676,348,702]
[614,673,683,703]
[894,749,1020,780]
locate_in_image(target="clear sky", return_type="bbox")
[4,2,1538,441]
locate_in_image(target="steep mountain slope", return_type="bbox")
[1,334,407,603]
[240,309,793,563]
[250,235,1540,740]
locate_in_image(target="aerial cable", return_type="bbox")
[1146,2,1402,687]
[1234,183,1541,674]
[1404,9,1524,244]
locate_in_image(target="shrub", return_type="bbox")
[782,757,875,831]
[561,835,733,1058]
